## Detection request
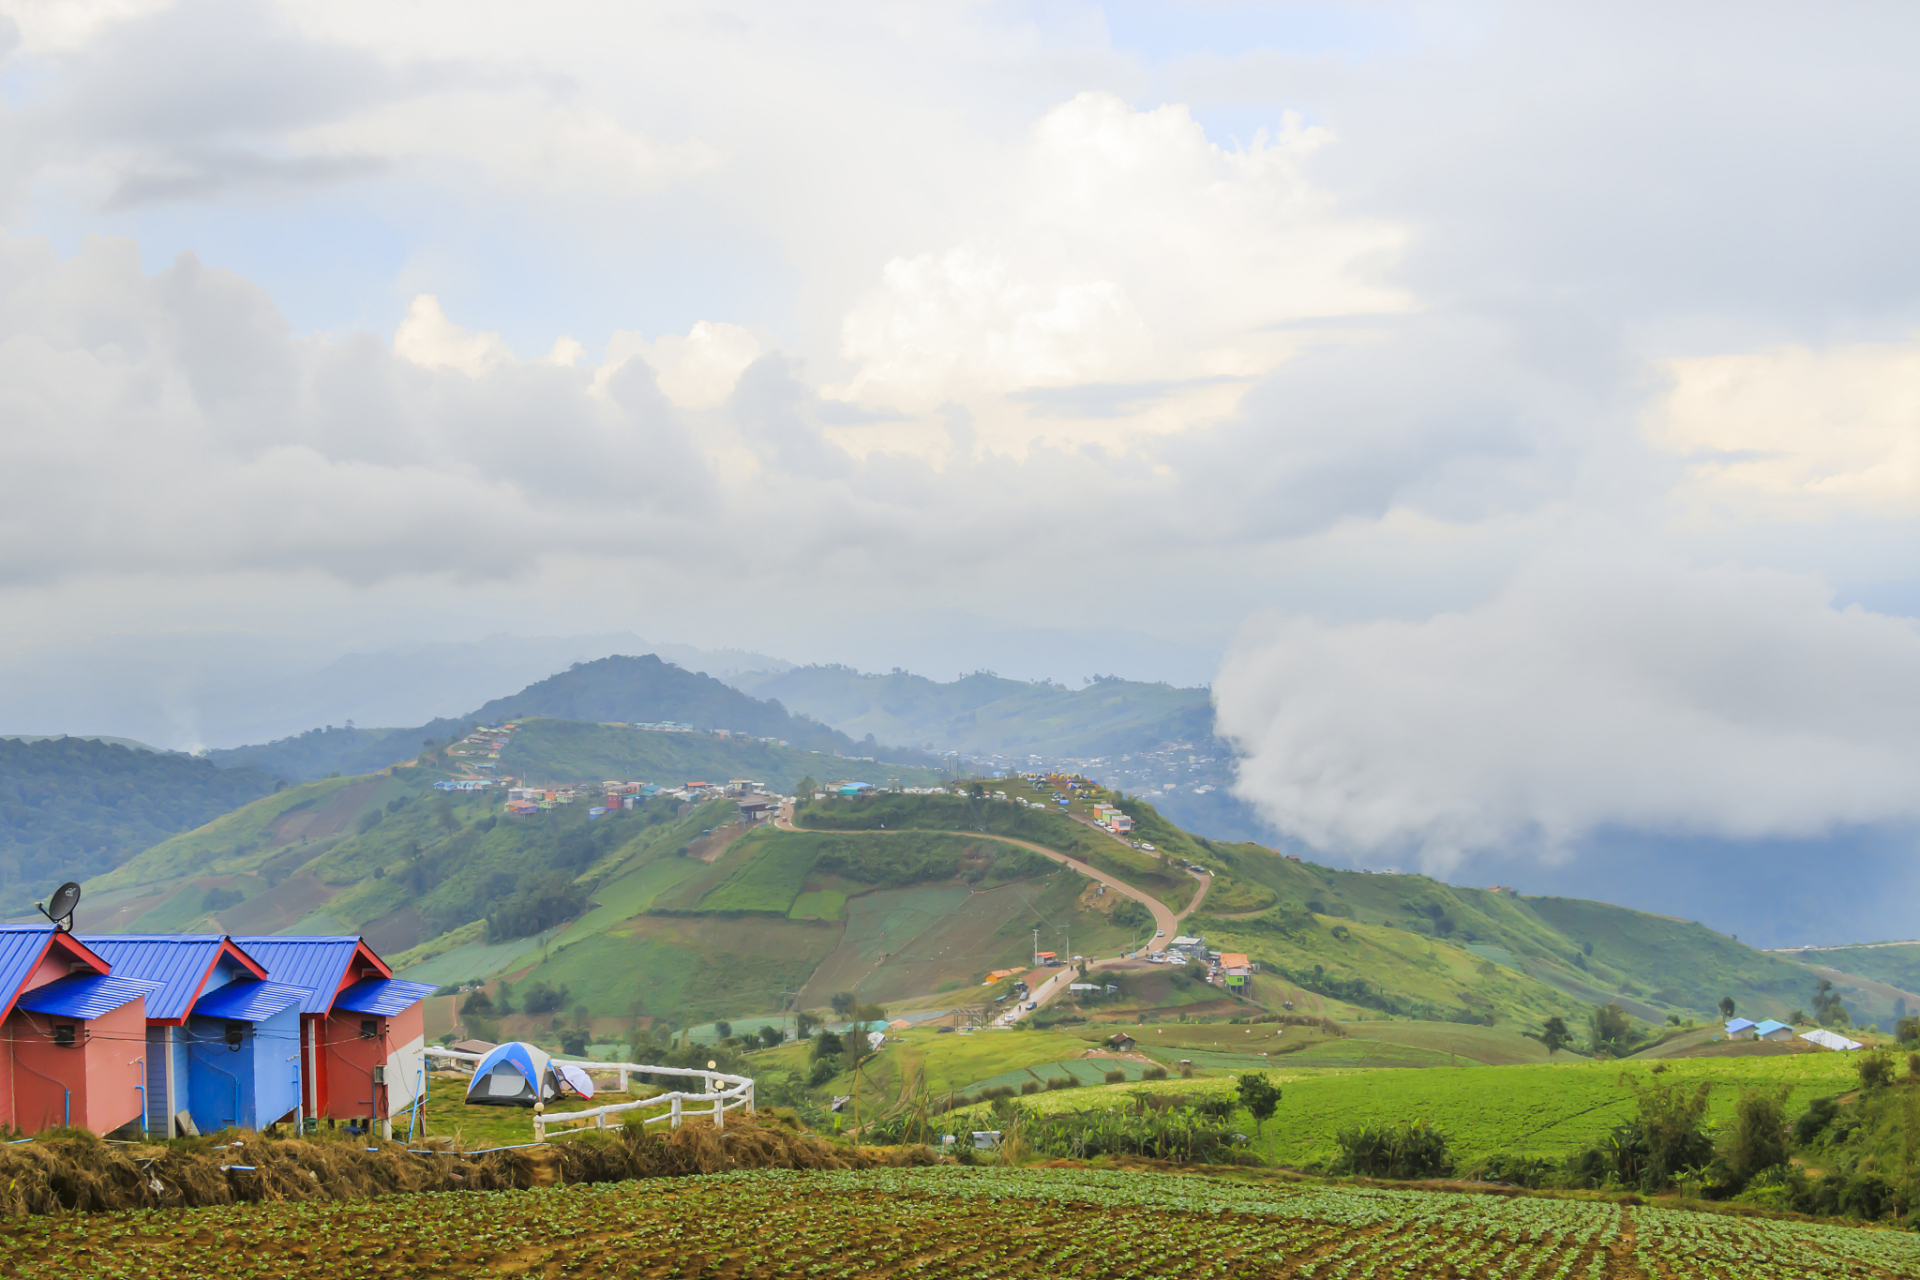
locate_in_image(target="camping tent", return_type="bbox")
[465,1041,562,1107]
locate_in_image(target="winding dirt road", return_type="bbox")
[775,803,1215,1024]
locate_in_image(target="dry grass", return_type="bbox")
[0,1117,937,1218]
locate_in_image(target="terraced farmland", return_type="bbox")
[11,1166,1914,1279]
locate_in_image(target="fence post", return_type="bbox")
[533,1111,545,1142]
[618,1068,630,1093]
[671,1096,681,1128]
[746,1079,756,1114]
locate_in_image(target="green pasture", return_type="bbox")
[963,1050,1865,1169]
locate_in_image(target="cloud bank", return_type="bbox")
[1216,547,1920,871]
[1,0,1919,894]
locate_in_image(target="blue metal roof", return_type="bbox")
[231,937,382,1014]
[74,936,258,1022]
[1754,1019,1794,1035]
[0,926,56,1014]
[15,973,162,1020]
[190,980,307,1022]
[332,978,435,1017]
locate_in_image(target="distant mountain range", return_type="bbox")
[206,655,939,781]
[726,666,1216,760]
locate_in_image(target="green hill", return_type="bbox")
[0,736,284,909]
[800,788,1914,1035]
[501,719,944,792]
[71,765,1913,1069]
[207,654,942,782]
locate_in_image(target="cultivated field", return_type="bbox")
[14,1166,1915,1279]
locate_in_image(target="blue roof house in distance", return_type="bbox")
[77,934,303,1136]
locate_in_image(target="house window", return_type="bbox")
[360,1018,378,1039]
[53,1024,76,1047]
[225,1023,244,1051]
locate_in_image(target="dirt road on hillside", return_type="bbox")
[776,805,1180,940]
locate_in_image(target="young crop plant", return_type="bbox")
[7,1163,1917,1278]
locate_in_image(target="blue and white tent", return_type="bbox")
[465,1041,562,1107]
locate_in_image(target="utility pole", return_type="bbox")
[1032,927,1039,966]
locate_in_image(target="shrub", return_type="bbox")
[1793,1096,1839,1144]
[1020,1081,1041,1095]
[1333,1120,1454,1180]
[1104,1069,1126,1084]
[1465,1154,1559,1188]
[1044,1076,1077,1091]
[1143,1067,1168,1081]
[1857,1050,1894,1090]
[1616,1076,1715,1191]
[1721,1087,1791,1187]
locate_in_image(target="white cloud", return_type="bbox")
[1654,336,1920,515]
[393,294,511,375]
[831,91,1408,446]
[1215,544,1920,872]
[600,321,763,411]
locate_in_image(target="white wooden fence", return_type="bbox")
[422,1046,755,1141]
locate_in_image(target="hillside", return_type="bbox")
[70,763,1915,1062]
[729,666,1214,760]
[502,719,944,792]
[0,736,284,908]
[803,787,1918,1033]
[207,653,938,782]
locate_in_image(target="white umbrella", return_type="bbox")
[558,1063,596,1097]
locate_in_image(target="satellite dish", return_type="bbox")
[38,882,80,932]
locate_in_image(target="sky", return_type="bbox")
[3,0,1920,914]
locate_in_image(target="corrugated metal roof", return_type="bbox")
[230,937,386,1014]
[332,978,435,1017]
[0,926,55,1018]
[190,980,307,1022]
[15,973,162,1020]
[74,936,265,1023]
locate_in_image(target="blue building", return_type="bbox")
[78,935,306,1135]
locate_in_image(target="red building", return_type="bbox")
[0,926,158,1136]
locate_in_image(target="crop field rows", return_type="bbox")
[7,1166,1915,1279]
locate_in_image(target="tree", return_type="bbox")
[1589,1003,1636,1057]
[715,1020,733,1041]
[1813,979,1848,1026]
[795,775,819,801]
[1718,996,1737,1021]
[757,1025,783,1049]
[1237,1071,1282,1138]
[1895,1015,1920,1046]
[795,1011,818,1040]
[829,991,857,1017]
[1535,1016,1574,1056]
[811,1030,845,1062]
[460,989,495,1016]
[496,980,514,1015]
